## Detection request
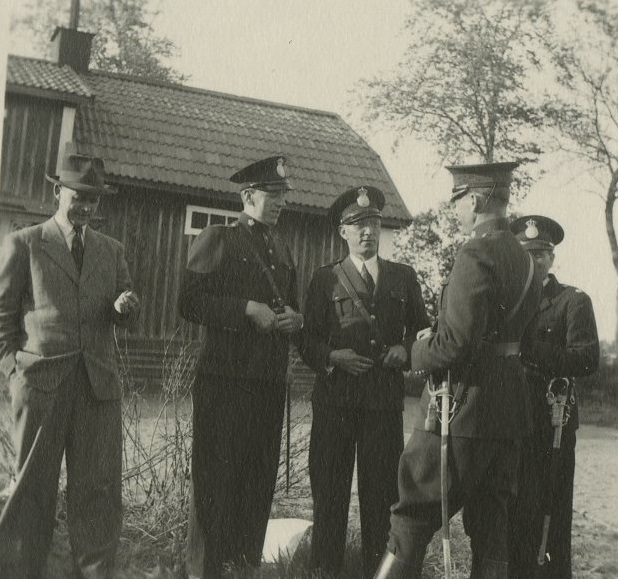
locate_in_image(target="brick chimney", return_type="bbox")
[51,27,94,73]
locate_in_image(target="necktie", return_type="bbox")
[361,263,375,295]
[72,225,84,273]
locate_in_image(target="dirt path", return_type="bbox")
[571,425,618,578]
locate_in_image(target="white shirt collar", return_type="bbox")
[349,254,379,282]
[54,214,86,249]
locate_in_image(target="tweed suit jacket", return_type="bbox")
[0,217,137,400]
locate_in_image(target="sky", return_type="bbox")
[5,0,617,341]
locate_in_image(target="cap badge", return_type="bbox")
[357,187,370,208]
[525,219,539,239]
[276,158,286,178]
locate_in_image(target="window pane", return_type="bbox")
[210,214,227,226]
[192,211,210,229]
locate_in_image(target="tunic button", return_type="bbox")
[370,339,377,346]
[270,265,275,270]
[268,249,273,254]
[370,315,376,321]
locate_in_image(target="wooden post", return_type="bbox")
[69,0,80,30]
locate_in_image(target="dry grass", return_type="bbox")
[1,349,617,578]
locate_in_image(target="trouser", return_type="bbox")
[0,360,122,579]
[387,430,520,579]
[309,403,403,578]
[508,429,576,579]
[191,374,286,579]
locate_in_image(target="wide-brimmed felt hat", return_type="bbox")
[46,143,116,195]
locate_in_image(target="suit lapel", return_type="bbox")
[40,218,80,286]
[340,256,371,302]
[81,227,103,284]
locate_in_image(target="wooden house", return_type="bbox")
[1,28,411,383]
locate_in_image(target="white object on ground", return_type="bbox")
[262,518,313,563]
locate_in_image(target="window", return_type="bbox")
[184,205,239,236]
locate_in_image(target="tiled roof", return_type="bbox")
[76,72,409,222]
[6,55,409,222]
[7,55,93,100]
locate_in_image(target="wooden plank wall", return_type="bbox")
[1,95,61,202]
[100,188,346,346]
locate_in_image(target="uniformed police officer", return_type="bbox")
[300,186,429,578]
[373,162,543,579]
[178,156,304,579]
[509,215,599,579]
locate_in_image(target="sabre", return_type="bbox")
[535,377,573,575]
[440,371,453,579]
[286,374,291,495]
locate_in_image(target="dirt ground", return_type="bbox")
[1,397,618,578]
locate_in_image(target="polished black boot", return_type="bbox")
[373,550,423,579]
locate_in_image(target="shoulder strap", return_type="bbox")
[239,224,285,310]
[505,253,535,323]
[334,263,373,326]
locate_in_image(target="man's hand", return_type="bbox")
[382,344,408,369]
[416,327,433,341]
[329,349,374,376]
[114,290,140,315]
[245,300,277,333]
[276,305,304,335]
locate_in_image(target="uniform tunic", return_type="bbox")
[387,218,543,578]
[510,274,599,579]
[301,255,428,577]
[178,212,298,578]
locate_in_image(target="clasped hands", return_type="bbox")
[329,344,408,376]
[245,301,303,335]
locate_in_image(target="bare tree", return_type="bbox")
[542,0,618,345]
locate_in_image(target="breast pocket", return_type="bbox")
[331,294,355,319]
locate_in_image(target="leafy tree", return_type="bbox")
[10,0,187,83]
[357,0,549,301]
[541,0,618,345]
[393,203,464,320]
[355,0,551,192]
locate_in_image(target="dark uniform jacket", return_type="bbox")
[301,255,429,410]
[411,218,543,439]
[521,274,599,433]
[178,212,298,382]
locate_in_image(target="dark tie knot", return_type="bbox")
[73,225,83,239]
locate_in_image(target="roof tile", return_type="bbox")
[7,56,93,98]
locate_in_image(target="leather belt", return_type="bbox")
[486,342,521,357]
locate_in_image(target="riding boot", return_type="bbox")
[373,550,423,579]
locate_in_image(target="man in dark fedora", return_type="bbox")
[179,155,303,579]
[300,186,429,578]
[0,144,140,578]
